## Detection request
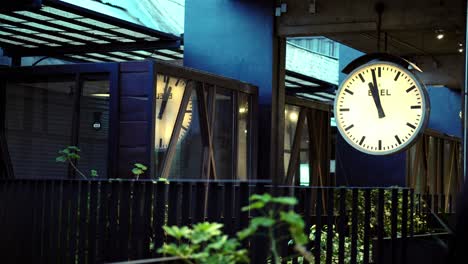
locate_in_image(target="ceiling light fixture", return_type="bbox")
[435,29,444,40]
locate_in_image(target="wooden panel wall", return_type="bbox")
[117,61,154,179]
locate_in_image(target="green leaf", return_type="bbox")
[251,216,275,228]
[249,193,272,203]
[272,196,298,205]
[61,148,70,154]
[69,153,80,160]
[163,225,191,240]
[55,156,67,162]
[241,201,265,211]
[132,168,143,175]
[237,226,257,240]
[67,146,81,151]
[135,163,148,170]
[90,170,98,177]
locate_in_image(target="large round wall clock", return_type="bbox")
[154,74,192,151]
[334,61,430,155]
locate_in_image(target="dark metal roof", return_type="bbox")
[285,70,337,103]
[0,0,182,62]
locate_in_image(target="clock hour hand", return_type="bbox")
[368,82,386,118]
[158,86,172,119]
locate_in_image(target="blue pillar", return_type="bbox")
[184,0,275,179]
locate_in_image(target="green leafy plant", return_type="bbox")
[132,163,148,180]
[158,222,249,264]
[238,194,308,264]
[56,146,87,179]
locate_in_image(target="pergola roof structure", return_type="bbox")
[0,0,334,102]
[0,0,182,62]
[285,70,336,103]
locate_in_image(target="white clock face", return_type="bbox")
[154,74,192,151]
[334,62,429,155]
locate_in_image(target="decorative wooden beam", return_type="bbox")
[159,82,193,180]
[284,108,307,185]
[196,82,218,180]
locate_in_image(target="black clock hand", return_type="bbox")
[158,86,172,119]
[368,82,386,118]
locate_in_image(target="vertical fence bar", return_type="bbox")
[31,181,42,260]
[180,182,192,227]
[401,189,408,264]
[131,181,145,259]
[108,181,120,262]
[193,182,205,224]
[325,188,334,264]
[53,180,64,264]
[68,181,80,264]
[153,182,167,256]
[338,188,346,264]
[449,195,453,213]
[238,182,250,230]
[207,182,218,222]
[251,183,267,264]
[434,194,439,214]
[167,182,180,226]
[78,181,90,263]
[410,189,414,237]
[99,181,111,262]
[304,187,313,259]
[215,183,224,221]
[314,188,323,264]
[142,182,153,259]
[350,189,358,264]
[87,181,99,263]
[224,182,234,236]
[377,189,385,264]
[120,181,132,260]
[391,189,398,264]
[363,189,371,264]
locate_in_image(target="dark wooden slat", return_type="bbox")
[314,188,323,264]
[30,181,42,260]
[78,181,90,263]
[167,182,180,226]
[98,181,111,262]
[250,183,267,264]
[43,181,54,263]
[131,182,145,259]
[238,182,250,230]
[107,181,121,262]
[58,181,72,264]
[193,182,205,224]
[401,189,409,264]
[119,181,133,260]
[325,189,334,264]
[87,181,99,263]
[410,189,415,237]
[338,188,346,264]
[350,189,358,264]
[180,182,192,227]
[52,180,64,264]
[141,182,153,259]
[207,182,218,222]
[153,183,167,256]
[377,189,385,264]
[363,189,371,264]
[434,194,439,214]
[223,183,234,236]
[391,189,398,264]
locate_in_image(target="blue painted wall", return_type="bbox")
[335,45,406,187]
[426,86,462,138]
[184,0,275,178]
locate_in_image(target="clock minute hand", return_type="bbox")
[368,82,386,118]
[157,86,172,119]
